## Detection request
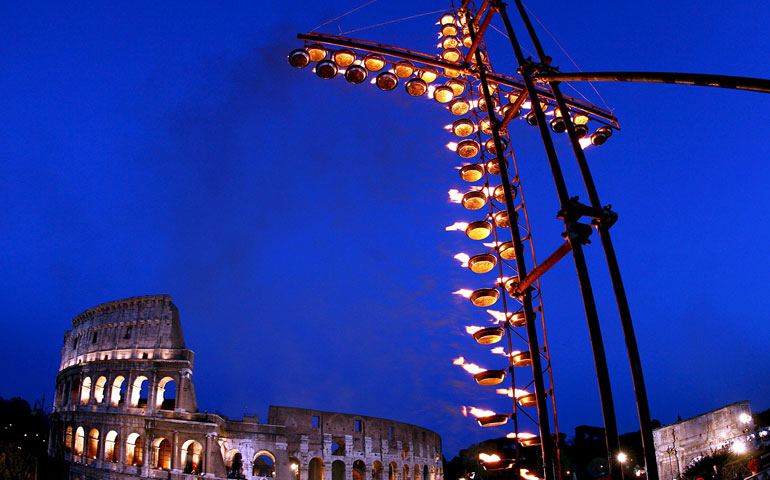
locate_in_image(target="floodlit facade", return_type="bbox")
[49,295,444,480]
[653,401,752,480]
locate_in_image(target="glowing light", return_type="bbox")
[617,453,628,463]
[446,142,458,152]
[464,326,483,335]
[479,453,501,463]
[732,441,747,454]
[486,310,507,324]
[452,289,473,298]
[465,406,497,418]
[496,387,530,399]
[520,469,541,480]
[483,241,502,248]
[740,413,752,424]
[448,189,463,203]
[446,222,469,231]
[454,253,470,267]
[453,356,485,374]
[579,138,592,149]
[506,432,537,439]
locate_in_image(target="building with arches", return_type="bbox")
[49,295,444,480]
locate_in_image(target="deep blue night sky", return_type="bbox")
[1,0,769,457]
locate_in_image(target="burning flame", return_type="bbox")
[446,142,458,152]
[487,310,508,324]
[506,432,537,439]
[454,253,470,267]
[465,326,483,335]
[448,189,463,203]
[479,453,501,463]
[444,124,453,131]
[490,347,521,357]
[463,406,497,418]
[483,241,502,248]
[446,222,469,231]
[427,85,437,99]
[370,77,377,85]
[453,356,485,374]
[579,138,592,149]
[520,469,541,480]
[496,387,530,399]
[452,289,473,298]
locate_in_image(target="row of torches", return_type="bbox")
[433,10,546,475]
[288,11,570,474]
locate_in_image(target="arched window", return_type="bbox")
[152,437,171,470]
[130,376,149,408]
[86,428,99,459]
[126,433,144,466]
[156,377,177,409]
[309,458,325,480]
[253,450,276,478]
[423,465,428,480]
[389,462,398,480]
[414,465,421,480]
[104,431,118,462]
[226,451,243,478]
[331,439,344,456]
[332,460,346,480]
[181,439,203,474]
[94,376,107,404]
[289,456,301,480]
[80,377,92,405]
[111,376,126,406]
[74,427,85,455]
[403,465,410,480]
[70,378,81,405]
[372,461,383,480]
[64,426,73,452]
[353,460,366,480]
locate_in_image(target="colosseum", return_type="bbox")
[49,295,444,480]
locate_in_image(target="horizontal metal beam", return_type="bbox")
[296,32,619,126]
[534,71,770,94]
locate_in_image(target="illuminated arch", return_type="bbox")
[86,428,99,459]
[130,375,149,407]
[74,427,85,455]
[80,377,92,404]
[156,376,177,409]
[253,450,276,477]
[126,432,144,466]
[152,437,172,470]
[110,376,126,406]
[181,439,204,474]
[104,430,119,462]
[94,376,107,403]
[309,457,325,480]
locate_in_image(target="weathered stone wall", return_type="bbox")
[50,296,445,480]
[653,401,751,480]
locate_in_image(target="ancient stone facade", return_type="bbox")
[49,295,444,480]
[653,401,752,480]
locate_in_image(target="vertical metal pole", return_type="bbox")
[510,2,659,478]
[464,9,555,480]
[494,4,622,479]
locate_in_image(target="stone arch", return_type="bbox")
[64,426,73,452]
[289,456,301,480]
[389,462,398,480]
[372,461,383,480]
[309,457,325,480]
[86,428,99,459]
[70,378,81,404]
[94,376,107,403]
[110,376,126,406]
[156,376,177,409]
[414,465,420,480]
[225,449,243,478]
[104,430,119,462]
[80,377,92,404]
[130,375,149,407]
[353,460,366,480]
[430,465,435,480]
[181,439,204,474]
[74,427,85,455]
[152,437,172,470]
[332,460,346,480]
[62,381,71,405]
[253,450,276,477]
[403,464,410,480]
[126,432,144,466]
